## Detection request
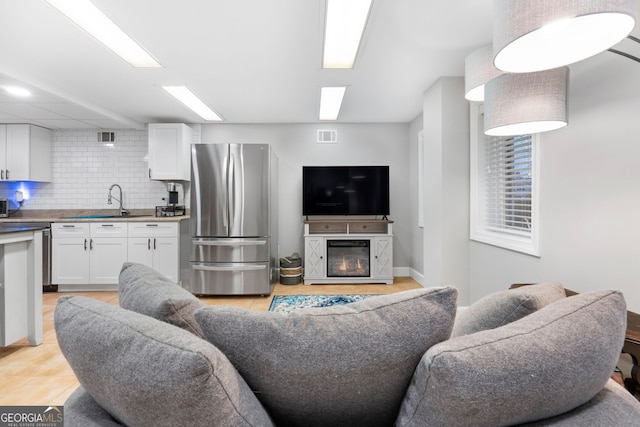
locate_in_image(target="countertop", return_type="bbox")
[0,223,51,234]
[0,209,189,224]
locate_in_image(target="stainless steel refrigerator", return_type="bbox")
[188,143,278,295]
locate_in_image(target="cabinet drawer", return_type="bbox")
[349,222,387,234]
[90,223,128,238]
[52,223,90,237]
[128,222,179,238]
[308,222,347,234]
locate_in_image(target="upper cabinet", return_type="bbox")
[0,124,52,182]
[148,123,192,181]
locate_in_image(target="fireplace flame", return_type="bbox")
[357,258,362,269]
[339,256,349,271]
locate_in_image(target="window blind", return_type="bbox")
[484,134,533,236]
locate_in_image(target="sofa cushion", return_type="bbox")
[451,282,566,337]
[55,296,274,427]
[118,262,205,337]
[520,379,640,426]
[194,287,457,427]
[64,386,124,427]
[396,290,627,427]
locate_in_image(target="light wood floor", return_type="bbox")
[0,277,421,406]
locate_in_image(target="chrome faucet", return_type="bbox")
[107,184,128,216]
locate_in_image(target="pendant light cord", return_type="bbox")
[608,35,640,63]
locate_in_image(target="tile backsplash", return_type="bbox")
[0,125,199,211]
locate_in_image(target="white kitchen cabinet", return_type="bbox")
[127,222,179,281]
[148,123,192,181]
[52,223,127,288]
[0,124,52,182]
[52,223,91,284]
[89,223,128,284]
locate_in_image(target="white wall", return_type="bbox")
[420,77,471,304]
[200,123,412,271]
[408,113,424,280]
[469,52,640,313]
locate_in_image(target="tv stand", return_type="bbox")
[303,219,393,285]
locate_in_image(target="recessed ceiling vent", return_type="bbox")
[317,129,337,144]
[98,131,116,143]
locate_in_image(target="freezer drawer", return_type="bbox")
[191,238,269,263]
[190,262,272,295]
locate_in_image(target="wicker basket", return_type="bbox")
[280,266,302,276]
[280,273,302,285]
[280,254,302,268]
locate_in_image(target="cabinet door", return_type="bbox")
[373,236,393,279]
[152,237,179,282]
[127,237,154,268]
[52,237,90,284]
[148,124,191,181]
[304,237,324,279]
[5,124,30,181]
[90,238,128,284]
[0,124,6,174]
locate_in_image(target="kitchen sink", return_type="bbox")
[63,214,150,219]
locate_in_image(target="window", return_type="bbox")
[470,104,540,256]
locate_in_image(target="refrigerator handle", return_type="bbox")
[192,240,267,247]
[192,264,266,272]
[227,151,235,231]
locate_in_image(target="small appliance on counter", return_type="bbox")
[156,182,186,217]
[0,198,8,217]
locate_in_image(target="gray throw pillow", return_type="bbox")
[118,262,205,337]
[396,290,627,427]
[55,296,274,427]
[194,287,458,427]
[451,281,565,337]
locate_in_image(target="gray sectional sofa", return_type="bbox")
[55,263,640,426]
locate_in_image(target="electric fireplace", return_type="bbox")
[326,240,370,277]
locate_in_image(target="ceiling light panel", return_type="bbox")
[323,0,373,68]
[162,86,223,121]
[319,86,347,121]
[46,0,162,68]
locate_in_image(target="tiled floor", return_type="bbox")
[0,278,421,406]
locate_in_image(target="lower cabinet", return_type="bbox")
[52,221,180,288]
[52,223,127,287]
[127,222,179,282]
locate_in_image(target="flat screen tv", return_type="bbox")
[302,166,390,217]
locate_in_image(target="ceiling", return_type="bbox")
[0,0,638,130]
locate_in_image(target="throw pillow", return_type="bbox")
[118,262,205,337]
[451,281,566,337]
[55,296,274,427]
[396,290,627,427]
[194,287,458,427]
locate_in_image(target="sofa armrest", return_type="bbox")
[64,386,124,427]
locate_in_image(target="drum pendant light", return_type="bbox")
[464,45,503,102]
[493,0,637,73]
[484,67,570,136]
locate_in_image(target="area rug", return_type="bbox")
[269,294,382,313]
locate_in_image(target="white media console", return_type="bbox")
[303,219,393,285]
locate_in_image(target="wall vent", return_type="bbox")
[98,131,115,143]
[317,129,337,144]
